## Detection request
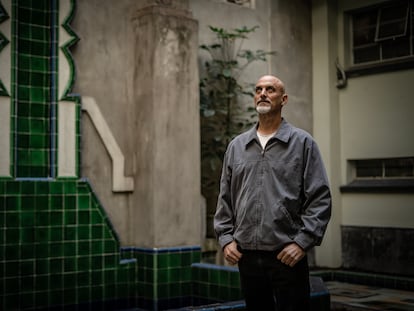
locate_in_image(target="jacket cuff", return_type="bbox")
[218,235,234,250]
[294,232,317,252]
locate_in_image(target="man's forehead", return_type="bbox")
[255,79,276,87]
[255,76,284,92]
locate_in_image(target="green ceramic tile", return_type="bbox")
[6,228,19,243]
[78,240,90,255]
[35,212,50,226]
[34,259,47,276]
[77,195,90,210]
[218,270,230,285]
[49,195,63,211]
[181,267,192,282]
[20,275,35,292]
[63,272,77,288]
[78,225,89,240]
[50,227,63,241]
[63,242,76,257]
[77,256,90,270]
[91,256,103,270]
[50,273,63,289]
[35,243,49,259]
[90,210,101,224]
[50,242,64,257]
[50,211,62,225]
[91,240,103,255]
[104,240,117,253]
[50,182,63,194]
[158,283,169,298]
[90,269,103,285]
[35,274,49,291]
[90,225,101,239]
[77,271,90,287]
[168,267,182,283]
[6,181,20,194]
[21,243,35,258]
[78,210,90,224]
[64,211,75,225]
[21,181,35,194]
[62,288,76,305]
[49,290,64,305]
[64,182,77,194]
[5,212,19,226]
[64,257,77,273]
[4,295,20,310]
[90,285,103,300]
[20,293,35,309]
[64,195,76,209]
[158,268,169,283]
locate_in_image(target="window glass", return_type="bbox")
[349,0,413,67]
[354,157,414,179]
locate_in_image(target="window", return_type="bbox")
[355,157,414,178]
[346,0,414,75]
[341,157,414,193]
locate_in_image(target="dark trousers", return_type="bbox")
[237,250,310,311]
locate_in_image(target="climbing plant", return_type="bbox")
[199,25,275,237]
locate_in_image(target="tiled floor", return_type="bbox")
[327,281,414,311]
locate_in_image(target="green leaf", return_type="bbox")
[222,69,232,77]
[203,109,216,117]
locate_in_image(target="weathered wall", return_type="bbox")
[270,0,313,133]
[73,0,136,244]
[342,226,414,276]
[73,0,201,248]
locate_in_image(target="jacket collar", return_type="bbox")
[244,118,292,148]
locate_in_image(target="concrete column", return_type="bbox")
[130,1,201,248]
[312,0,342,267]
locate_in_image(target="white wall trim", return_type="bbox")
[0,97,11,177]
[58,100,77,177]
[82,96,134,192]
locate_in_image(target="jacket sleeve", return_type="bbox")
[214,150,235,249]
[294,139,332,251]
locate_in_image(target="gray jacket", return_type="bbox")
[214,119,332,252]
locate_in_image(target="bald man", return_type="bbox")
[214,75,332,311]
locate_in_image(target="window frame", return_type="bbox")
[340,157,414,193]
[344,0,414,78]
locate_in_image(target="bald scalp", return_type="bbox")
[257,75,285,94]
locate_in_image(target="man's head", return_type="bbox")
[254,75,288,115]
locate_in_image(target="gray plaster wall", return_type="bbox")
[73,0,137,245]
[73,0,201,248]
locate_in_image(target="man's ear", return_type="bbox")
[281,94,288,106]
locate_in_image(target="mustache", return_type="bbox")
[257,100,271,104]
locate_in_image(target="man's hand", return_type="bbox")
[223,241,242,265]
[277,243,305,267]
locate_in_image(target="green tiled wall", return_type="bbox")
[13,0,57,178]
[123,247,203,310]
[191,263,243,306]
[0,180,139,310]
